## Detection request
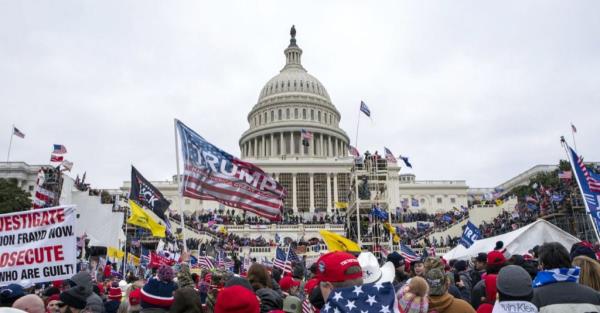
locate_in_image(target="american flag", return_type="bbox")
[198,256,215,270]
[384,147,397,163]
[190,256,200,269]
[323,281,398,313]
[50,154,63,162]
[176,120,286,221]
[217,251,234,269]
[558,171,573,180]
[575,151,600,193]
[348,145,360,159]
[302,298,316,313]
[400,244,420,262]
[287,247,300,263]
[12,127,25,138]
[52,144,67,154]
[301,129,313,140]
[273,247,292,273]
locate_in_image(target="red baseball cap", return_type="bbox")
[316,252,362,283]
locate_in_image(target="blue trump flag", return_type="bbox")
[460,221,482,248]
[566,143,600,230]
[370,206,388,220]
[417,222,430,233]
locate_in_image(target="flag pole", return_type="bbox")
[174,119,188,252]
[7,125,14,162]
[571,123,578,152]
[354,108,361,149]
[561,137,600,243]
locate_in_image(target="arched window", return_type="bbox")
[278,109,282,120]
[310,109,314,120]
[302,109,307,119]
[286,108,290,119]
[294,108,298,119]
[264,112,267,123]
[259,115,262,125]
[271,110,274,121]
[318,111,321,122]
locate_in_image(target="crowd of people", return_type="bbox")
[4,239,600,313]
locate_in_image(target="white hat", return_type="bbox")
[358,252,395,284]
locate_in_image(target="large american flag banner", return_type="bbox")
[384,147,397,163]
[567,144,600,226]
[176,120,287,220]
[400,244,420,262]
[273,247,292,273]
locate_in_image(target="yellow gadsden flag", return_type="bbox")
[495,199,504,207]
[107,247,124,260]
[127,200,166,238]
[319,230,360,253]
[335,201,348,209]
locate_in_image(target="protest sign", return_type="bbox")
[460,220,482,248]
[0,205,77,285]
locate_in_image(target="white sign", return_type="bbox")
[0,205,77,285]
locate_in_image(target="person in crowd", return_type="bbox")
[1,284,25,307]
[104,282,122,313]
[46,294,61,313]
[387,252,409,289]
[532,242,600,312]
[471,250,506,309]
[140,265,178,313]
[282,296,302,313]
[410,259,426,277]
[452,260,472,301]
[570,241,597,260]
[59,286,89,313]
[471,253,487,286]
[128,289,141,313]
[316,251,363,303]
[425,268,476,313]
[476,265,538,313]
[247,263,283,313]
[396,276,429,313]
[68,272,105,313]
[423,257,463,300]
[572,255,600,292]
[12,294,45,313]
[214,285,259,313]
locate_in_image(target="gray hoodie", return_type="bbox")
[69,271,106,313]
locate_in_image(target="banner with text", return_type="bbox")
[459,221,482,248]
[0,205,77,285]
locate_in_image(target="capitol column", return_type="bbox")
[328,136,332,157]
[309,173,315,213]
[270,133,275,157]
[320,133,324,156]
[254,137,257,157]
[292,173,298,212]
[290,132,295,155]
[280,132,284,155]
[333,174,339,204]
[326,173,332,212]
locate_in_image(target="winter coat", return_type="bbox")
[471,278,486,309]
[140,307,167,313]
[104,300,120,313]
[69,272,106,313]
[171,288,203,313]
[457,271,473,302]
[532,281,600,313]
[256,288,283,313]
[428,293,476,313]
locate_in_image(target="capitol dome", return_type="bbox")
[240,26,350,160]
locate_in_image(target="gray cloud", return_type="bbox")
[1,0,599,188]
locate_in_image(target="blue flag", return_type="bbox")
[460,221,482,248]
[567,144,600,228]
[360,101,371,117]
[370,206,388,220]
[399,155,412,168]
[417,222,429,233]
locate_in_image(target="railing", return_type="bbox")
[168,217,219,240]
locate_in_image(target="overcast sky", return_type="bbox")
[2,1,599,189]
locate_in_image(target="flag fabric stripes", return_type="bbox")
[50,154,63,162]
[400,244,420,262]
[287,247,299,263]
[302,298,316,313]
[359,101,371,117]
[558,171,572,180]
[273,247,292,273]
[13,127,25,138]
[52,144,67,154]
[576,154,600,193]
[198,256,215,270]
[348,145,360,159]
[301,129,313,140]
[176,120,286,221]
[384,147,397,163]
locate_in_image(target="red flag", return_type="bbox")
[50,154,64,162]
[149,252,176,268]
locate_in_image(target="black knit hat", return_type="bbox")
[60,286,88,310]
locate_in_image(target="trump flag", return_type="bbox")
[176,120,287,221]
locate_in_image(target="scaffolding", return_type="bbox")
[346,156,394,256]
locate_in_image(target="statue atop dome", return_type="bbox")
[289,25,297,47]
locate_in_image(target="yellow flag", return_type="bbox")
[107,247,124,259]
[127,254,140,266]
[495,199,504,206]
[335,201,348,209]
[319,230,361,252]
[393,234,400,244]
[127,200,166,238]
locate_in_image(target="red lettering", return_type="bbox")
[9,251,17,266]
[56,209,65,223]
[54,245,64,261]
[24,249,33,264]
[16,250,26,266]
[41,212,49,226]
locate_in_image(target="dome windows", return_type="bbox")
[271,110,274,122]
[294,108,298,119]
[302,108,307,119]
[278,109,282,120]
[286,108,290,119]
[310,109,314,120]
[318,111,321,122]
